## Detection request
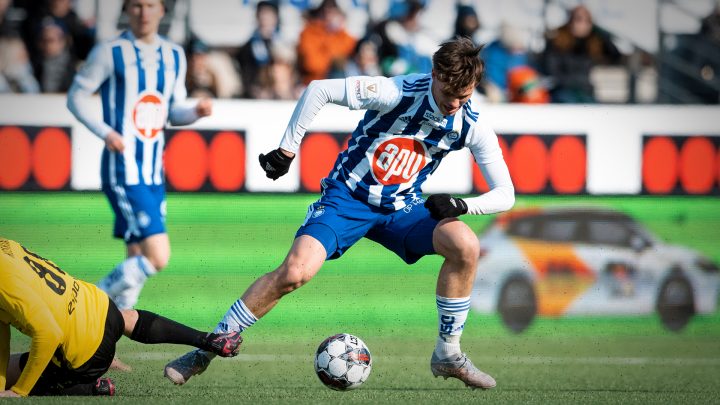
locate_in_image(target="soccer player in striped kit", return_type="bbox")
[166,37,514,390]
[67,0,212,310]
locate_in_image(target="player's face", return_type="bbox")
[126,0,164,39]
[431,75,475,116]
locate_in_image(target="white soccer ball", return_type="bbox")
[314,333,372,391]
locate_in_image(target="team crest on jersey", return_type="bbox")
[370,137,431,186]
[132,90,166,140]
[137,211,151,228]
[312,205,325,218]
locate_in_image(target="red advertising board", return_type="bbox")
[0,125,72,191]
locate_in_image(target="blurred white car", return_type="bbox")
[471,207,719,332]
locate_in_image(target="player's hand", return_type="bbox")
[424,194,468,220]
[259,148,295,180]
[0,390,21,397]
[105,131,125,153]
[196,97,213,117]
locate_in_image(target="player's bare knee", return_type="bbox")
[276,264,312,293]
[435,221,480,266]
[146,253,169,271]
[452,238,480,267]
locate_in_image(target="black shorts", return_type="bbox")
[19,299,125,396]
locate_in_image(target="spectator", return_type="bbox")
[296,0,356,85]
[265,41,302,100]
[696,1,720,103]
[186,37,241,99]
[341,36,382,78]
[701,1,720,45]
[0,0,18,37]
[507,65,549,104]
[22,0,95,64]
[370,0,436,76]
[480,22,530,102]
[186,38,217,98]
[0,0,40,93]
[453,4,480,41]
[33,21,76,93]
[0,35,40,93]
[541,5,621,103]
[237,0,281,98]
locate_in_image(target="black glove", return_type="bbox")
[424,194,468,220]
[259,148,294,180]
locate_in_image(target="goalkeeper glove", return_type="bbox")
[259,148,294,180]
[424,194,468,220]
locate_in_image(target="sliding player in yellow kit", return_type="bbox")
[0,238,242,397]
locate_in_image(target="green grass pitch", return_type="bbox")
[1,193,719,403]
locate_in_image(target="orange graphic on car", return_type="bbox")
[513,239,596,316]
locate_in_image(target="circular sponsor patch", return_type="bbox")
[370,138,430,185]
[137,211,151,228]
[133,91,166,139]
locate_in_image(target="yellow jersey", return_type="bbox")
[0,238,109,397]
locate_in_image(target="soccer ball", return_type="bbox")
[314,333,372,391]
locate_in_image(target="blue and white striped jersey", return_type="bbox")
[68,31,192,187]
[327,73,504,211]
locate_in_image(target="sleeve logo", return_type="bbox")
[357,79,379,100]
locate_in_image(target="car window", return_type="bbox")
[507,217,538,238]
[587,220,630,246]
[538,219,580,242]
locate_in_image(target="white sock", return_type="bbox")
[214,299,258,333]
[99,255,156,296]
[434,295,470,359]
[202,299,258,360]
[435,335,461,360]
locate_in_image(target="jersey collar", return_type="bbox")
[123,30,162,48]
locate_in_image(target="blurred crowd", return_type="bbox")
[1,0,719,104]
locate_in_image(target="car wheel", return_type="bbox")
[656,271,695,332]
[498,275,536,333]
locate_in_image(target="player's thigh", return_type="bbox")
[103,185,165,243]
[432,218,480,260]
[139,232,170,266]
[5,353,23,388]
[72,299,126,380]
[296,180,379,260]
[365,200,439,264]
[102,186,131,240]
[280,234,329,282]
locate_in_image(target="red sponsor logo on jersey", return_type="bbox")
[371,138,430,185]
[132,91,166,139]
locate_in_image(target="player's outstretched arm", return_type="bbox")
[258,79,346,180]
[276,79,348,153]
[121,310,241,357]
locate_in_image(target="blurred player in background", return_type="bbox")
[167,37,514,390]
[66,0,212,309]
[0,238,242,397]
